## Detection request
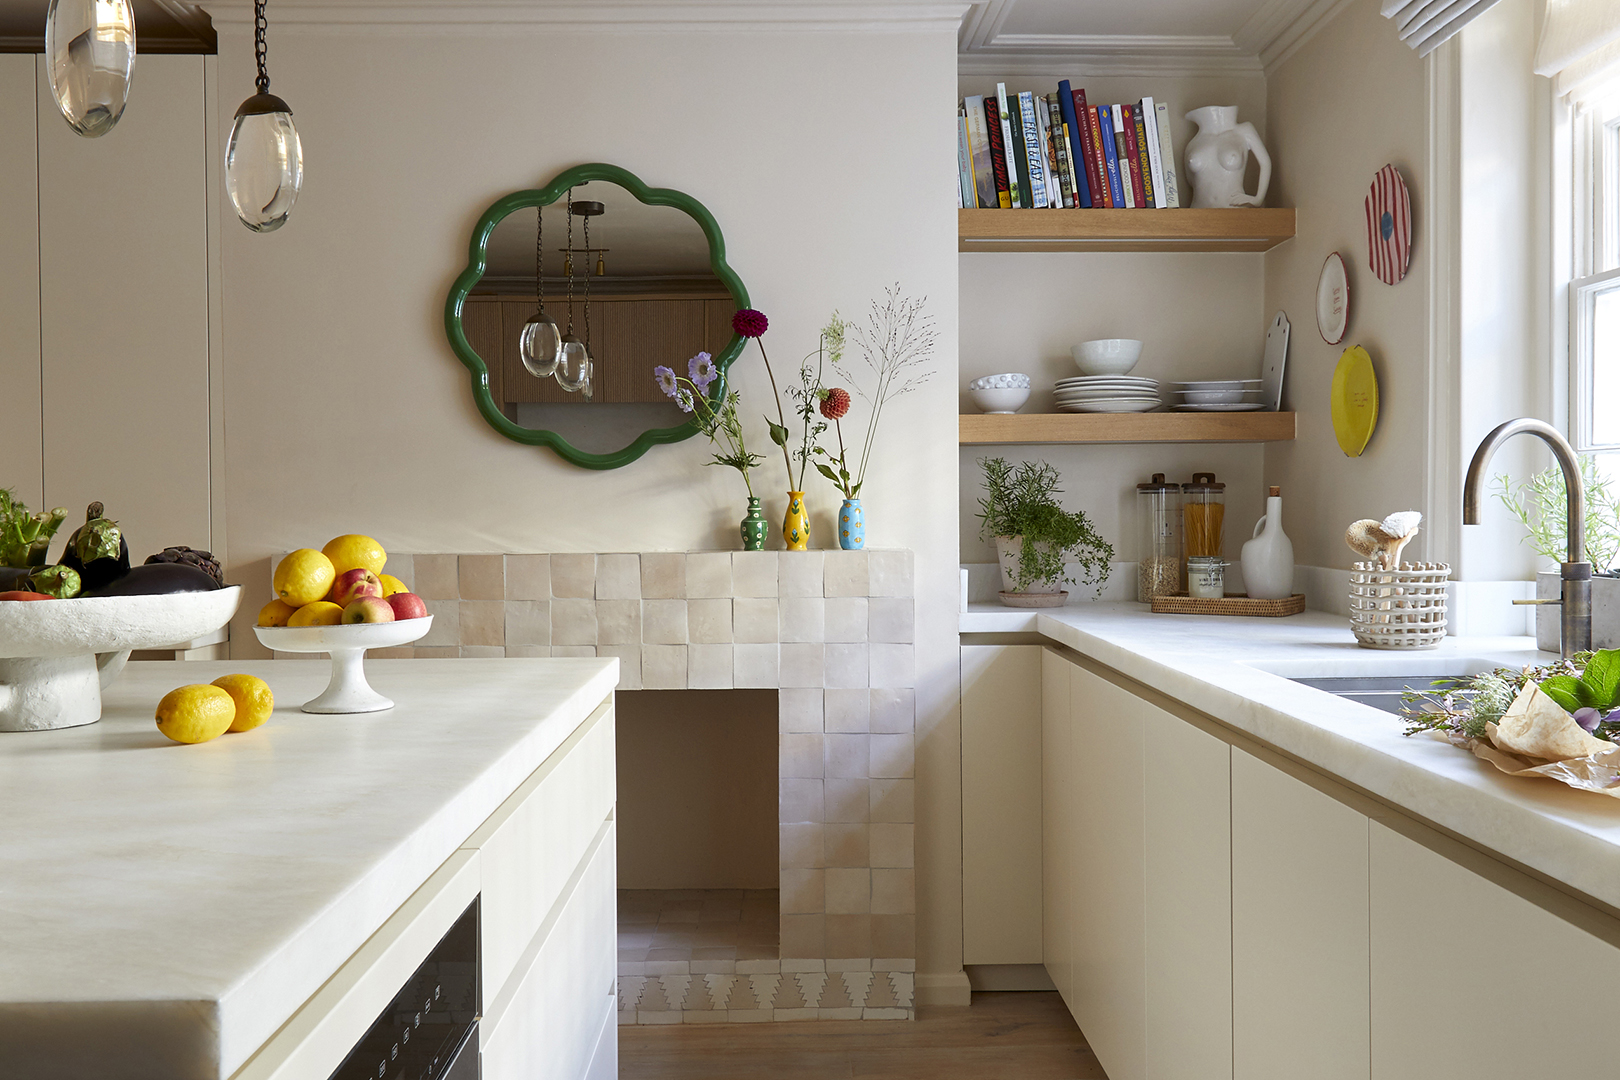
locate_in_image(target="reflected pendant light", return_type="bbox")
[45,0,136,137]
[518,205,561,377]
[225,0,303,232]
[554,193,592,394]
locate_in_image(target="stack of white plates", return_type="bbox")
[1053,376,1161,413]
[1169,379,1265,411]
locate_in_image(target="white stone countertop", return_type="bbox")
[962,602,1620,917]
[0,657,617,1080]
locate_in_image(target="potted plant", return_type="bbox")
[654,353,769,550]
[1494,456,1620,648]
[976,457,1113,607]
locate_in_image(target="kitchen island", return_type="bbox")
[961,603,1620,1080]
[0,657,618,1080]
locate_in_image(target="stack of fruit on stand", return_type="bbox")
[259,535,428,627]
[155,673,274,745]
[0,493,226,600]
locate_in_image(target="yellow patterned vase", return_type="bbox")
[782,491,810,551]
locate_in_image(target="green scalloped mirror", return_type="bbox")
[444,163,749,469]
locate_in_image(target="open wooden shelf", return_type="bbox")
[959,411,1296,445]
[958,207,1296,253]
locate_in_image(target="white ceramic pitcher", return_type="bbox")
[1241,486,1295,600]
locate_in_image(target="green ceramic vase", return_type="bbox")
[740,497,768,551]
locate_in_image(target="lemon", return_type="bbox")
[258,598,298,627]
[274,549,335,607]
[289,600,343,626]
[378,573,408,597]
[212,674,274,732]
[155,684,236,744]
[322,534,387,576]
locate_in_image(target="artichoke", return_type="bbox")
[60,502,130,592]
[145,546,224,587]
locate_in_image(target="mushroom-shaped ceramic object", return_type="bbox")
[0,587,242,731]
[1346,520,1384,562]
[1379,511,1423,568]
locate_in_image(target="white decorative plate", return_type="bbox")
[1059,399,1162,413]
[1172,402,1267,411]
[1316,251,1350,344]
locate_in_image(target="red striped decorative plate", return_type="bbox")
[1365,164,1412,285]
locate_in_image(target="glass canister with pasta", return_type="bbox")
[1182,473,1226,560]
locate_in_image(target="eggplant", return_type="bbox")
[25,564,81,599]
[60,502,130,592]
[82,562,219,597]
[0,567,30,592]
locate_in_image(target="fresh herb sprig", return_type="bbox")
[1493,455,1620,573]
[0,489,67,569]
[976,457,1113,595]
[1398,655,1602,739]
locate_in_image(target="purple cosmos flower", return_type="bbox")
[731,308,768,338]
[688,351,717,391]
[654,365,678,398]
[675,387,696,413]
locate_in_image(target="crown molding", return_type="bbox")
[959,33,1263,78]
[1233,0,1357,70]
[206,0,969,33]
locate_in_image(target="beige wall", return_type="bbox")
[211,15,965,990]
[956,71,1272,571]
[1262,0,1433,571]
[0,56,42,512]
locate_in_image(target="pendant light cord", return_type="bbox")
[564,189,575,337]
[253,0,270,95]
[582,213,592,356]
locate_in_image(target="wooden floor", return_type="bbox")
[619,991,1107,1079]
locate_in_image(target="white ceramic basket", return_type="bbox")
[254,616,433,714]
[0,586,242,731]
[1348,562,1450,650]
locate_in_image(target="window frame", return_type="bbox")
[1569,90,1620,453]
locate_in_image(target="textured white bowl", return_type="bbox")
[255,617,434,714]
[969,386,1031,414]
[1072,339,1144,376]
[0,586,242,732]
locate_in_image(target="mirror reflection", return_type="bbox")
[462,180,738,450]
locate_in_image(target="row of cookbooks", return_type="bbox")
[956,81,1181,210]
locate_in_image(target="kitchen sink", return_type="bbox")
[1285,674,1473,715]
[1243,658,1508,716]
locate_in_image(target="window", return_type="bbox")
[1571,91,1620,468]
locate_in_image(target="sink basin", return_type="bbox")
[1287,674,1475,715]
[1244,657,1508,716]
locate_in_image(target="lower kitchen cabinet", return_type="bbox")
[1231,748,1369,1080]
[1369,820,1620,1079]
[1042,649,1074,1004]
[1143,710,1231,1080]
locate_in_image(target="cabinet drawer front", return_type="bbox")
[480,819,617,1080]
[466,700,615,1003]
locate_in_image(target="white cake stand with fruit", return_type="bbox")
[0,587,242,731]
[254,616,433,714]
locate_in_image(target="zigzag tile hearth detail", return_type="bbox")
[618,959,916,1024]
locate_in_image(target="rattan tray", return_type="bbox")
[1149,592,1307,617]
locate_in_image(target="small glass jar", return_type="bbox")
[1187,557,1227,599]
[1136,473,1182,601]
[1182,472,1227,559]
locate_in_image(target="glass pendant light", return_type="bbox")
[554,194,592,394]
[518,205,561,377]
[225,0,303,233]
[45,0,136,137]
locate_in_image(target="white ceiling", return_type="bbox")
[958,0,1348,75]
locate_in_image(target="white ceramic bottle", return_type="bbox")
[1241,485,1295,600]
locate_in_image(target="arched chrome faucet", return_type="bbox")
[1462,418,1590,656]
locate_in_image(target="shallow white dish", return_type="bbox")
[1059,399,1162,413]
[0,586,242,732]
[1057,388,1163,400]
[969,386,1031,414]
[1170,379,1262,390]
[1057,375,1157,385]
[1172,402,1267,411]
[1072,339,1144,376]
[254,617,434,714]
[1174,389,1265,405]
[1317,251,1350,344]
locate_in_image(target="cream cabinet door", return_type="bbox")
[962,644,1043,965]
[1041,648,1074,1005]
[1143,709,1232,1080]
[1231,748,1369,1080]
[1370,820,1620,1079]
[1070,663,1146,1080]
[36,55,213,553]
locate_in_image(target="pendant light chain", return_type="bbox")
[253,0,270,94]
[564,189,576,337]
[534,204,544,314]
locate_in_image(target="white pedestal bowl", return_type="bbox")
[254,617,433,714]
[0,586,242,732]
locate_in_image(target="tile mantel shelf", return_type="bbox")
[267,549,918,1023]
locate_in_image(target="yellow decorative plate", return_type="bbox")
[1330,345,1377,457]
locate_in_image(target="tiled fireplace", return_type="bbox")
[271,549,916,1022]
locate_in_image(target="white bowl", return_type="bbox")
[1176,389,1263,405]
[0,586,242,732]
[1072,339,1144,376]
[968,372,1031,390]
[969,386,1031,414]
[255,616,434,714]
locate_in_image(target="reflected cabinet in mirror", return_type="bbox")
[445,163,748,469]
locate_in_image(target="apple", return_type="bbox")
[386,591,428,621]
[329,568,384,607]
[0,591,52,601]
[341,596,396,624]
